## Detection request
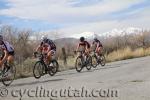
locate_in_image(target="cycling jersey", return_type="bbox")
[79,41,90,49]
[93,40,103,47]
[0,41,14,53]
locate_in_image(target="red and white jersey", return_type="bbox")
[0,41,14,52]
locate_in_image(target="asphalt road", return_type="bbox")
[1,56,150,100]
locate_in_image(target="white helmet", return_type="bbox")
[41,35,47,41]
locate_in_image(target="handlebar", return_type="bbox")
[74,50,84,54]
[33,52,46,59]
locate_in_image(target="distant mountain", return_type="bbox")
[101,27,142,37]
[70,32,96,39]
[69,27,143,39]
[54,38,78,48]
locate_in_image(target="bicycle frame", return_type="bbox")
[76,51,90,67]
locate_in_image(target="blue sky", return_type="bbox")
[0,0,150,37]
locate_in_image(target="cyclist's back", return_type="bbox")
[79,40,90,49]
[93,39,103,48]
[0,41,14,55]
[93,38,103,55]
[0,35,15,69]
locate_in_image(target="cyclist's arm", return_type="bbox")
[36,45,42,52]
[85,42,89,50]
[36,42,44,52]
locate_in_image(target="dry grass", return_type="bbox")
[58,57,75,71]
[106,47,150,62]
[15,58,35,78]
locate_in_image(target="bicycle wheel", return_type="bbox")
[33,61,44,79]
[75,56,83,72]
[2,64,16,86]
[48,60,59,76]
[91,55,98,68]
[100,55,106,66]
[86,56,92,70]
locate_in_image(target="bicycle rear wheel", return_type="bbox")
[2,64,16,86]
[48,60,59,76]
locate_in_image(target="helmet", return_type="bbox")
[80,37,85,42]
[41,35,47,42]
[94,37,98,41]
[0,35,3,41]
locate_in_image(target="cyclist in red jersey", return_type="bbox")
[76,37,91,56]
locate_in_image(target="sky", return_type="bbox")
[0,0,150,38]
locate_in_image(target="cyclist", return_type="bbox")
[34,35,56,65]
[92,37,103,56]
[76,37,91,58]
[0,35,15,69]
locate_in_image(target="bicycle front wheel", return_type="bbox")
[92,55,98,68]
[2,65,16,86]
[86,56,92,70]
[75,56,83,72]
[33,61,44,79]
[100,55,106,66]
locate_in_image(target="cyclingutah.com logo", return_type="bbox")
[0,87,8,97]
[0,86,119,100]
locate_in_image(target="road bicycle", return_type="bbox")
[91,51,106,68]
[33,53,59,79]
[75,51,92,72]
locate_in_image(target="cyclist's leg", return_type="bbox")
[78,46,85,57]
[7,53,14,66]
[47,50,53,64]
[85,48,90,60]
[96,47,102,56]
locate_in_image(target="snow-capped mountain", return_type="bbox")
[30,27,143,40]
[101,27,142,37]
[70,32,97,39]
[71,27,143,39]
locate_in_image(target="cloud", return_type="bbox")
[0,0,149,38]
[0,0,147,23]
[59,6,150,35]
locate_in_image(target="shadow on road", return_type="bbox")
[6,78,64,88]
[56,69,94,77]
